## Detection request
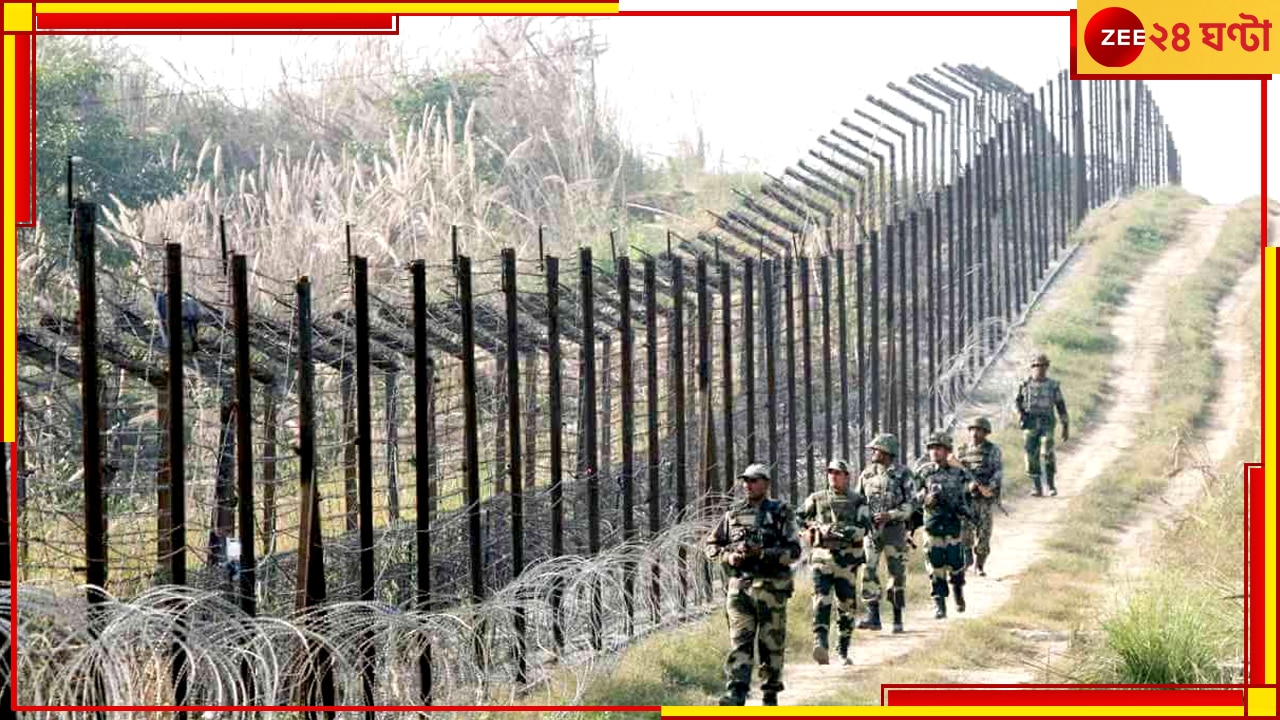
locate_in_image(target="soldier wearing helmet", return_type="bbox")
[703,462,801,706]
[914,432,977,619]
[955,416,1004,576]
[1015,352,1069,496]
[798,458,874,665]
[854,433,917,634]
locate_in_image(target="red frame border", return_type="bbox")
[3,5,1271,714]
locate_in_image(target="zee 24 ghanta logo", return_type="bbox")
[1084,6,1272,67]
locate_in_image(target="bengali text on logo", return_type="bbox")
[1083,6,1272,69]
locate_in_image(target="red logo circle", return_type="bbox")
[1084,7,1145,67]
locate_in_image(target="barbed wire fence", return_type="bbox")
[4,64,1180,713]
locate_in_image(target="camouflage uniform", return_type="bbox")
[856,434,916,633]
[798,460,873,663]
[704,465,802,706]
[956,419,1003,575]
[914,433,976,619]
[1016,354,1069,496]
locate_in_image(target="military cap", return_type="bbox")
[867,433,900,457]
[967,416,993,433]
[826,458,851,475]
[739,463,772,482]
[1031,353,1050,367]
[926,432,954,450]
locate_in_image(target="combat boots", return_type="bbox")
[891,589,905,634]
[934,596,947,619]
[837,635,852,665]
[953,582,966,613]
[932,579,948,619]
[1047,471,1058,496]
[762,692,779,706]
[857,601,882,631]
[812,632,830,665]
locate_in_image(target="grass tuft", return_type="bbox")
[1097,580,1239,684]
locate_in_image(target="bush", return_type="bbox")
[1100,582,1237,683]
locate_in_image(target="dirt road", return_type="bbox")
[765,204,1245,704]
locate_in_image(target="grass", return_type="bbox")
[580,615,728,706]
[1098,577,1241,684]
[561,186,1208,706]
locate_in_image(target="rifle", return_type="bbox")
[971,479,1009,516]
[967,476,1008,515]
[811,523,853,549]
[727,524,765,565]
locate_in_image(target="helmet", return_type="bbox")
[826,458,851,475]
[1031,353,1050,367]
[867,433,900,457]
[926,432,953,450]
[739,463,772,482]
[967,416,993,433]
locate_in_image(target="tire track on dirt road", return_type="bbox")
[1104,254,1260,606]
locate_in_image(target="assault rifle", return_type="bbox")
[970,479,1011,516]
[811,523,852,549]
[728,524,765,565]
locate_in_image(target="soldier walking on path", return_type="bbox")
[914,433,977,619]
[1016,353,1070,496]
[703,463,802,706]
[798,459,874,666]
[956,417,1004,576]
[855,434,916,634]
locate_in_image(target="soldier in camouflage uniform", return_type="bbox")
[704,463,802,706]
[1015,353,1069,496]
[914,432,977,619]
[798,458,874,666]
[856,434,916,634]
[956,417,1003,577]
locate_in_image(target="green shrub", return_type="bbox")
[1100,582,1237,684]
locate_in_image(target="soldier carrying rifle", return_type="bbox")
[703,463,802,706]
[855,434,916,634]
[798,458,874,666]
[914,432,977,619]
[955,416,1005,576]
[1016,353,1070,496]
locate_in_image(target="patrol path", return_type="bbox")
[1111,253,1261,592]
[767,204,1237,704]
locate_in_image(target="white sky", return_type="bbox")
[111,7,1276,207]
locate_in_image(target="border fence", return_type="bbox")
[5,64,1180,709]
